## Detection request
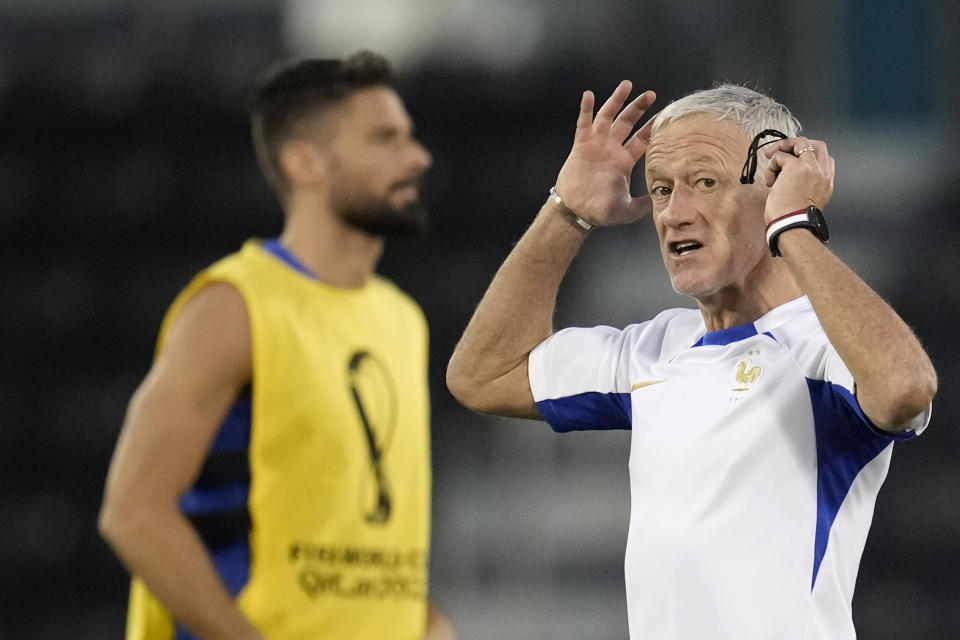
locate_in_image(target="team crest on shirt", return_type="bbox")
[730,349,763,399]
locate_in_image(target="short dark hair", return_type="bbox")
[249,50,394,195]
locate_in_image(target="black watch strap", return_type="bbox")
[765,206,829,257]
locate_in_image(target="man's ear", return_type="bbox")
[278,140,328,190]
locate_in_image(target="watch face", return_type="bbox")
[808,206,829,241]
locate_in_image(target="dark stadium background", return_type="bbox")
[2,1,958,638]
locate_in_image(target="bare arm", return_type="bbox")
[778,231,936,430]
[763,139,937,431]
[98,282,265,640]
[446,82,656,417]
[446,203,589,417]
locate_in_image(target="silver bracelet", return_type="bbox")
[549,186,594,231]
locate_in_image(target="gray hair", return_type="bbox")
[651,84,801,140]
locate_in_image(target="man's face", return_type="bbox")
[644,116,769,301]
[324,86,433,236]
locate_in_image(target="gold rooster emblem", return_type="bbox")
[732,359,762,392]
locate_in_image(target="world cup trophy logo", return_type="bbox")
[347,350,397,525]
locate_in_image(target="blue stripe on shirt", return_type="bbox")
[807,378,901,590]
[261,238,318,279]
[210,389,252,452]
[173,390,254,638]
[180,481,249,515]
[536,391,632,432]
[692,322,759,347]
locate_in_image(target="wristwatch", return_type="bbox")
[765,206,829,257]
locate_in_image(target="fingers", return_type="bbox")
[763,138,802,159]
[576,91,595,132]
[763,148,813,187]
[762,136,832,186]
[594,80,633,127]
[570,82,657,185]
[764,137,828,164]
[762,138,785,158]
[613,91,656,146]
[763,151,789,187]
[762,135,836,217]
[806,140,831,172]
[624,106,659,157]
[575,82,657,142]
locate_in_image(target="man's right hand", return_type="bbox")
[554,80,657,227]
[447,83,658,418]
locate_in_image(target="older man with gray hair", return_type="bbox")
[446,82,936,639]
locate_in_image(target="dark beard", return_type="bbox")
[339,199,428,238]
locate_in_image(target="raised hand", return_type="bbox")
[554,81,657,227]
[762,137,835,224]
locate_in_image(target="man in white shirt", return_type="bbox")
[446,82,937,639]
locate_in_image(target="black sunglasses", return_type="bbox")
[739,129,789,184]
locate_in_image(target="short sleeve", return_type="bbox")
[822,344,930,440]
[528,325,637,433]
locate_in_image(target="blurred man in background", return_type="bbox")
[99,51,454,640]
[447,82,936,639]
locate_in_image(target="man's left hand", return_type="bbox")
[762,137,835,224]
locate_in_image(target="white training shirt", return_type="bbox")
[528,296,930,640]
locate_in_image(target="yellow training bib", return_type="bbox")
[127,240,431,639]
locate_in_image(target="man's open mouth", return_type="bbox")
[671,241,703,256]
